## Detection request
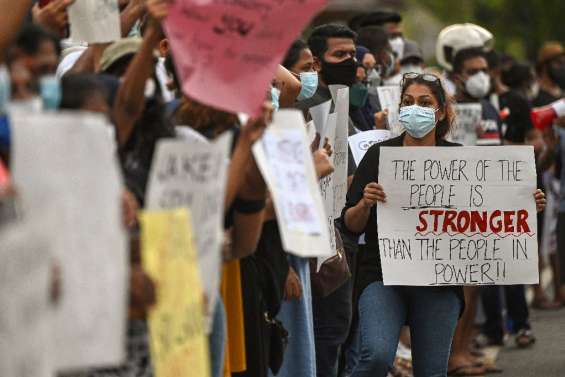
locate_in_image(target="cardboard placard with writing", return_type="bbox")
[164,0,328,116]
[377,146,538,286]
[145,132,232,330]
[348,130,392,166]
[377,86,402,135]
[254,110,332,258]
[329,86,349,219]
[447,103,482,146]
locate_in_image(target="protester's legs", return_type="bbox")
[313,277,353,377]
[505,285,530,332]
[480,286,504,343]
[449,286,484,372]
[340,322,360,377]
[209,296,227,377]
[408,287,460,377]
[351,282,406,377]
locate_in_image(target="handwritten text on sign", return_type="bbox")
[164,0,328,116]
[253,110,332,257]
[146,132,232,330]
[377,146,538,286]
[447,103,482,146]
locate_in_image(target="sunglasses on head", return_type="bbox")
[401,72,441,85]
[401,72,445,102]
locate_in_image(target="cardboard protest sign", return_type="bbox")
[329,86,349,219]
[348,130,392,167]
[377,86,402,135]
[447,103,482,146]
[377,146,538,286]
[254,110,332,257]
[68,0,121,43]
[11,112,128,371]
[164,0,328,116]
[310,100,332,139]
[0,222,53,377]
[145,132,232,329]
[316,114,338,268]
[140,209,210,377]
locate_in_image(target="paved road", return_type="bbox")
[496,308,565,377]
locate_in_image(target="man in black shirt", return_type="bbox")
[296,23,359,377]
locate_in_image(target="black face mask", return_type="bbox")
[549,64,565,89]
[321,58,357,87]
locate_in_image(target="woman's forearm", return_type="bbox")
[344,200,372,234]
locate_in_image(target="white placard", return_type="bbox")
[377,85,402,135]
[12,111,128,371]
[348,130,392,166]
[317,113,338,269]
[329,85,350,219]
[377,146,538,286]
[0,222,53,377]
[309,99,332,138]
[254,110,332,258]
[145,131,232,329]
[448,103,482,146]
[69,0,121,44]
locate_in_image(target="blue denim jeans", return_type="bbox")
[351,282,460,377]
[209,297,226,377]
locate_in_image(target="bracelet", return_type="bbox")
[233,197,266,214]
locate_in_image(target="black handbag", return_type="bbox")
[266,311,289,375]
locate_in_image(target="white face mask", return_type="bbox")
[389,37,405,61]
[400,64,423,75]
[465,71,491,99]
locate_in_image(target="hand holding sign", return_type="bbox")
[362,182,386,208]
[534,189,546,212]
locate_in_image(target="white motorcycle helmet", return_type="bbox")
[436,23,494,72]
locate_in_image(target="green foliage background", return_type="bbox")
[410,0,565,62]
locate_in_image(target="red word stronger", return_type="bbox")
[416,209,531,234]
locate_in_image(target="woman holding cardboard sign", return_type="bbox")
[342,72,546,377]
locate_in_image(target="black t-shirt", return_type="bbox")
[500,91,533,144]
[533,89,561,107]
[341,134,464,302]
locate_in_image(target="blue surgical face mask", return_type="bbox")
[271,86,280,112]
[297,71,318,101]
[399,105,437,138]
[39,75,61,111]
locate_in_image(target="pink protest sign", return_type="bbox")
[164,0,328,116]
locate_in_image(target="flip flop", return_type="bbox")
[448,365,487,376]
[515,329,536,348]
